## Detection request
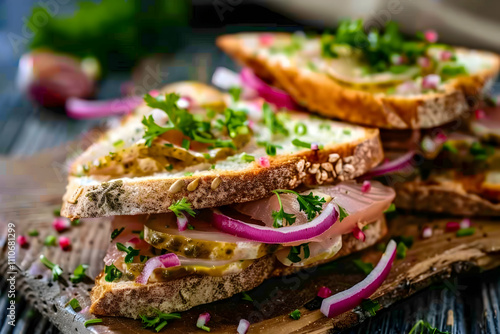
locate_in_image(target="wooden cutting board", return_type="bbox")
[2,147,500,334]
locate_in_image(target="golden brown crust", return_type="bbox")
[61,129,383,219]
[395,179,500,216]
[217,33,500,129]
[90,218,386,318]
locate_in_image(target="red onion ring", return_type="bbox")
[363,151,416,179]
[211,203,338,244]
[135,253,181,284]
[66,96,143,119]
[320,239,396,318]
[240,68,299,110]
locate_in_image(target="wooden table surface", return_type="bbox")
[1,35,500,334]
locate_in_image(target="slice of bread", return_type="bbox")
[61,82,383,219]
[217,33,500,129]
[90,218,386,318]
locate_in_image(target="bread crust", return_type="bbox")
[395,179,500,216]
[90,218,386,318]
[61,129,383,218]
[217,33,500,129]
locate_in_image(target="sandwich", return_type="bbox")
[60,81,397,323]
[216,19,499,129]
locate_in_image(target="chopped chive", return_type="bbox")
[294,122,307,135]
[456,227,475,237]
[113,139,124,147]
[181,139,190,150]
[84,319,103,327]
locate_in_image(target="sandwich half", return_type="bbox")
[217,20,499,129]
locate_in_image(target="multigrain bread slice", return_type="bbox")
[90,218,386,318]
[217,33,500,129]
[61,82,383,219]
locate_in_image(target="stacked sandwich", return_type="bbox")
[60,19,499,331]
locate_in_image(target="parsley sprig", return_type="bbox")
[271,191,296,228]
[263,103,288,136]
[168,198,196,218]
[104,263,122,282]
[408,320,450,334]
[287,243,310,263]
[140,310,181,332]
[116,243,140,263]
[273,190,326,220]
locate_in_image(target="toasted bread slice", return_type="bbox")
[90,217,386,318]
[217,33,499,129]
[61,82,383,219]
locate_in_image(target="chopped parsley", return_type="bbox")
[396,242,408,259]
[44,235,57,246]
[111,227,124,240]
[70,264,89,283]
[116,243,140,263]
[440,63,467,80]
[360,299,380,316]
[394,235,414,248]
[104,263,122,282]
[169,198,196,218]
[228,86,242,102]
[287,243,310,263]
[84,319,103,327]
[71,219,81,226]
[271,191,296,228]
[113,139,124,147]
[66,298,81,311]
[263,102,288,136]
[289,309,301,320]
[184,172,194,176]
[181,139,190,150]
[140,255,150,263]
[241,291,253,302]
[456,227,475,237]
[187,224,195,230]
[294,122,307,135]
[384,203,396,213]
[272,189,326,224]
[132,230,145,239]
[140,310,181,332]
[239,153,255,162]
[39,255,63,280]
[53,208,61,216]
[28,229,39,237]
[408,320,450,334]
[353,259,373,275]
[337,204,349,222]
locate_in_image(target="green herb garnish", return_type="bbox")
[384,203,396,213]
[257,141,282,156]
[294,123,307,135]
[70,264,89,283]
[271,191,296,228]
[263,103,288,136]
[408,320,450,334]
[396,242,408,259]
[289,309,301,320]
[111,227,124,240]
[456,227,475,237]
[140,310,181,332]
[337,204,349,222]
[169,198,196,218]
[113,139,124,147]
[39,255,63,280]
[84,319,103,327]
[228,86,242,102]
[44,235,57,247]
[140,255,150,263]
[66,298,81,311]
[181,139,190,150]
[287,243,310,263]
[292,138,323,149]
[241,292,253,302]
[28,229,39,237]
[273,189,326,221]
[360,299,380,316]
[353,259,373,275]
[116,243,140,263]
[104,263,122,282]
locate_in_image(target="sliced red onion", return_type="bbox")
[460,218,471,229]
[212,67,241,90]
[424,30,439,43]
[363,151,416,179]
[352,226,366,242]
[317,286,332,298]
[475,109,486,120]
[135,253,181,284]
[421,226,433,239]
[59,236,71,251]
[320,240,397,318]
[176,213,188,232]
[440,50,452,61]
[212,203,338,244]
[237,319,250,334]
[53,217,71,233]
[259,33,274,46]
[127,237,140,245]
[445,221,460,232]
[258,156,270,168]
[422,74,441,90]
[417,57,431,68]
[17,235,28,247]
[240,68,299,110]
[311,143,319,151]
[197,312,211,331]
[361,181,371,193]
[66,96,143,119]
